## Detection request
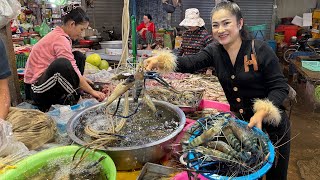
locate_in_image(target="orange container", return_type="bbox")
[313,9,320,19]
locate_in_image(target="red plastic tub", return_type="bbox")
[79,39,94,46]
[275,25,299,44]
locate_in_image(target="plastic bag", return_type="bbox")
[48,98,99,134]
[39,19,51,37]
[0,119,28,157]
[47,99,99,144]
[16,102,38,110]
[85,69,114,83]
[0,0,21,29]
[84,62,100,75]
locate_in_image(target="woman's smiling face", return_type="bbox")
[211,9,243,46]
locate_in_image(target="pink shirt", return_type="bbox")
[24,26,81,84]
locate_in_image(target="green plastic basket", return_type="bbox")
[0,146,117,180]
[16,54,28,68]
[301,60,320,72]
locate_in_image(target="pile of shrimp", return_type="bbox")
[146,73,228,104]
[146,88,205,108]
[180,113,272,178]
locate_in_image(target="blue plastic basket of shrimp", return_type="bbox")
[182,113,275,180]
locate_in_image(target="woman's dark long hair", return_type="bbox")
[144,14,153,21]
[62,5,89,25]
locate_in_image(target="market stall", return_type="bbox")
[1,0,320,180]
[290,56,320,110]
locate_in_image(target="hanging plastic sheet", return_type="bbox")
[0,0,21,29]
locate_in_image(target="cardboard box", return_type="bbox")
[313,9,320,19]
[312,32,320,38]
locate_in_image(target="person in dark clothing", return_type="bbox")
[0,38,12,119]
[145,1,290,179]
[24,5,105,112]
[177,8,213,56]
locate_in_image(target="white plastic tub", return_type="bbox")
[99,41,123,49]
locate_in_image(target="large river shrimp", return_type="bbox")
[206,141,250,162]
[222,126,242,152]
[194,146,237,163]
[228,121,260,153]
[188,119,225,148]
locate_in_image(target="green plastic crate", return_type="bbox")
[16,54,28,68]
[301,60,320,72]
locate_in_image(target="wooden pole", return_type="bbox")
[0,24,22,106]
[270,0,277,40]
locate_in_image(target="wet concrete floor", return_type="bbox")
[287,81,320,180]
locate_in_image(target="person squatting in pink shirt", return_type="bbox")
[24,5,105,112]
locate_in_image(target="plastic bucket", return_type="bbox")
[275,25,299,44]
[267,40,277,52]
[187,117,275,180]
[0,146,117,180]
[173,100,230,147]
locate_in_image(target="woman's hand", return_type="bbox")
[248,110,267,130]
[79,76,105,101]
[85,77,93,85]
[139,28,146,35]
[139,28,148,35]
[144,51,176,73]
[91,90,106,101]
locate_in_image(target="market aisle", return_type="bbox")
[288,82,320,180]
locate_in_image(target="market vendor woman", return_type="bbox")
[145,1,290,179]
[24,5,105,112]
